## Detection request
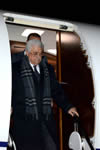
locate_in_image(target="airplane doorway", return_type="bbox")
[6,22,95,150]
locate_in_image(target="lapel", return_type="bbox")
[39,64,44,97]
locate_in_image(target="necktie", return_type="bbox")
[34,65,40,81]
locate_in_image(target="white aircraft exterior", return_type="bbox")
[0,10,100,150]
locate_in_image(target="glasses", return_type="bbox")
[29,52,43,57]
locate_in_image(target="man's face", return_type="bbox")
[26,46,43,65]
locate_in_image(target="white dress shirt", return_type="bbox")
[30,62,40,74]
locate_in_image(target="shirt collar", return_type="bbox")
[30,62,40,73]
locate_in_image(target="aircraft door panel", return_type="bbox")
[0,14,11,149]
[57,31,95,150]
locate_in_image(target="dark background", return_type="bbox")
[0,3,100,26]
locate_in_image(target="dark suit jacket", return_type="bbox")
[11,51,24,63]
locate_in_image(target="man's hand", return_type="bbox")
[68,107,79,117]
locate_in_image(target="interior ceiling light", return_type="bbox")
[47,49,57,55]
[22,29,45,37]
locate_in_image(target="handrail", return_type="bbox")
[73,115,95,150]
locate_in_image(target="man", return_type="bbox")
[11,39,79,150]
[27,33,41,41]
[11,33,41,63]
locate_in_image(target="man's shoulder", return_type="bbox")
[46,63,56,79]
[11,51,24,63]
[12,59,22,71]
[42,56,54,72]
[47,63,54,72]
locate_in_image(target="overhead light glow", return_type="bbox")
[22,29,44,37]
[47,49,57,55]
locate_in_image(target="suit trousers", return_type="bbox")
[41,121,57,150]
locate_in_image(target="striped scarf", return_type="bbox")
[20,56,52,120]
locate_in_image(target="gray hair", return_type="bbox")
[25,39,44,52]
